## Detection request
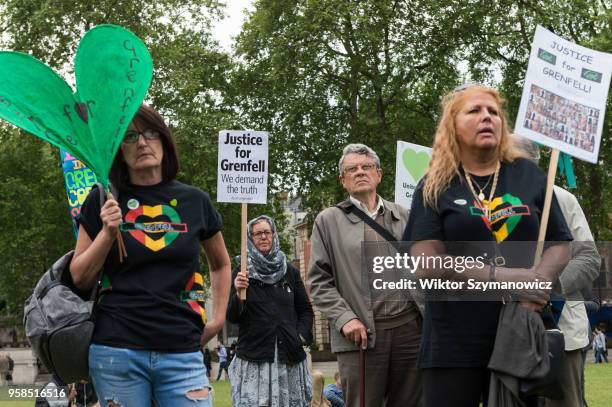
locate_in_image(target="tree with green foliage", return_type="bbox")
[231,0,478,211]
[1,0,610,330]
[232,0,610,238]
[465,0,611,240]
[0,0,287,328]
[0,128,73,327]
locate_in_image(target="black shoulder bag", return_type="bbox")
[338,203,400,248]
[490,240,565,400]
[24,183,109,384]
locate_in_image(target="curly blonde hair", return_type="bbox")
[423,85,524,208]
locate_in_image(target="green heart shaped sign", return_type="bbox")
[402,147,430,181]
[0,25,153,187]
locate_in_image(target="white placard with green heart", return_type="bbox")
[395,141,432,209]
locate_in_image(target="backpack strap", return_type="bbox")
[87,182,109,302]
[59,182,109,302]
[92,182,109,207]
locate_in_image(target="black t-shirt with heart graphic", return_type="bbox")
[403,158,572,368]
[78,180,222,352]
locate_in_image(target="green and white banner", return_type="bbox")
[394,141,431,210]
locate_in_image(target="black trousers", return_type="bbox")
[423,368,490,407]
[424,368,540,407]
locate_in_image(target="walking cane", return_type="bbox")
[359,347,365,407]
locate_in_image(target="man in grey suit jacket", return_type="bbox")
[308,143,422,407]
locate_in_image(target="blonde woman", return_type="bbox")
[402,85,572,407]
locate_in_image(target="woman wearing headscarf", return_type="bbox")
[228,215,314,407]
[403,85,572,407]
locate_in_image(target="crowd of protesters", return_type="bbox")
[9,83,606,407]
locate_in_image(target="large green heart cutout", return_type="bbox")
[402,147,430,181]
[0,25,153,187]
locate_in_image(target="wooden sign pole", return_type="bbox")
[535,149,560,263]
[238,203,248,300]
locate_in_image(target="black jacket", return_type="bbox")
[227,263,313,363]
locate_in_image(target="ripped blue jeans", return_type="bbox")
[89,343,212,407]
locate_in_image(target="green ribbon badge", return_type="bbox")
[0,24,153,188]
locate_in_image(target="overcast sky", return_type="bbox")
[212,1,255,51]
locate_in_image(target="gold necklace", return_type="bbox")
[464,161,500,221]
[470,173,493,201]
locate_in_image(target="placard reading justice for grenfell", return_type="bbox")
[217,130,269,204]
[515,25,612,163]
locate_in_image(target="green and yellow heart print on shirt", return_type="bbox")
[469,193,531,242]
[122,201,188,252]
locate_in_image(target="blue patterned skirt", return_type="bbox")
[228,343,312,407]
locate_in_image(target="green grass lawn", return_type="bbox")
[211,379,232,406]
[584,363,612,407]
[0,365,610,406]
